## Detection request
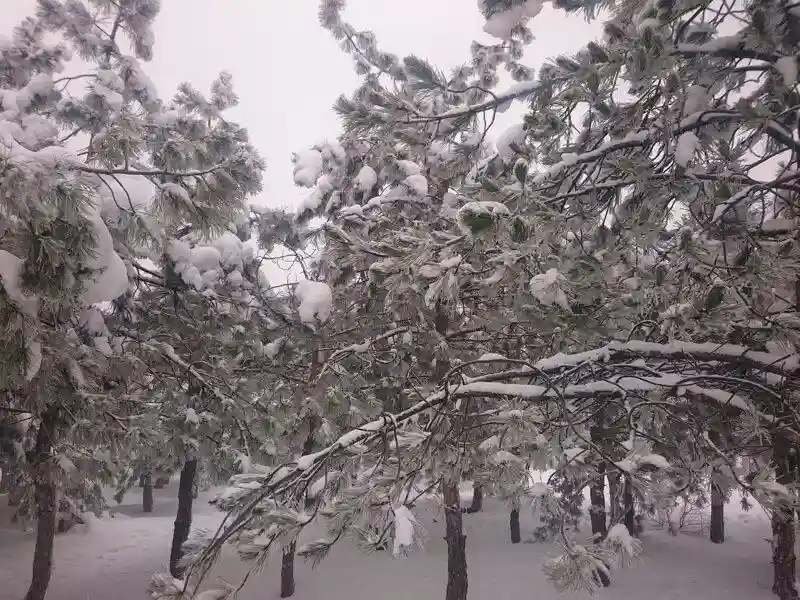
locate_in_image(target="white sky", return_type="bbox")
[3,0,602,211]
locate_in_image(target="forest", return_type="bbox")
[1,0,799,599]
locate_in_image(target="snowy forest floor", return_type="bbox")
[0,483,783,600]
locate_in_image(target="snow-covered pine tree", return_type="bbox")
[469,0,800,594]
[177,226,403,598]
[0,2,265,599]
[286,4,552,598]
[465,0,800,594]
[174,0,799,598]
[176,2,547,598]
[117,219,284,575]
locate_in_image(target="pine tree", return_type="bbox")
[175,0,800,598]
[0,1,265,598]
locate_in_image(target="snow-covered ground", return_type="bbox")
[0,484,780,600]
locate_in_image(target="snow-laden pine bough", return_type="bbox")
[159,0,800,595]
[156,339,800,598]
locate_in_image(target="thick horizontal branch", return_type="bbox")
[674,42,778,63]
[543,170,800,204]
[404,81,538,124]
[317,326,410,379]
[532,340,800,377]
[535,111,800,185]
[73,163,226,178]
[194,335,792,581]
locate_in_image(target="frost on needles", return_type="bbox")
[2,1,800,600]
[180,0,800,598]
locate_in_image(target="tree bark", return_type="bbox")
[771,431,798,600]
[169,459,197,579]
[25,410,58,600]
[710,472,725,544]
[142,472,153,513]
[510,507,521,544]
[281,418,317,597]
[281,542,296,598]
[589,464,608,541]
[588,416,611,587]
[709,429,725,544]
[443,481,468,600]
[607,472,620,524]
[589,411,608,541]
[467,484,483,514]
[623,476,636,537]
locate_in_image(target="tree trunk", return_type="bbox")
[281,542,296,598]
[589,412,608,541]
[25,410,58,600]
[773,510,798,599]
[467,484,483,514]
[142,472,153,513]
[280,419,317,597]
[709,429,725,544]
[710,472,725,544]
[589,464,608,541]
[443,481,468,600]
[169,459,197,579]
[588,416,611,587]
[772,431,798,599]
[623,476,636,537]
[608,473,620,524]
[280,536,297,596]
[510,507,521,544]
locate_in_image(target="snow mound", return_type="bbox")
[293,149,323,187]
[212,232,245,270]
[355,165,378,192]
[496,124,526,160]
[529,268,570,311]
[97,174,156,222]
[392,505,419,557]
[296,280,333,325]
[403,174,429,196]
[81,202,129,305]
[482,0,544,40]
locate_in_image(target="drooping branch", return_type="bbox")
[73,164,228,178]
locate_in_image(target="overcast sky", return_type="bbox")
[4,1,602,211]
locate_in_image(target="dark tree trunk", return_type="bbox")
[467,484,483,513]
[280,535,297,596]
[169,459,197,579]
[588,416,611,587]
[709,429,725,544]
[280,420,317,597]
[510,507,521,543]
[710,473,725,544]
[443,481,468,600]
[608,472,620,524]
[281,542,296,598]
[589,412,608,541]
[25,410,58,600]
[771,431,798,600]
[589,464,608,541]
[142,472,153,513]
[589,469,612,587]
[773,511,798,599]
[623,476,636,537]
